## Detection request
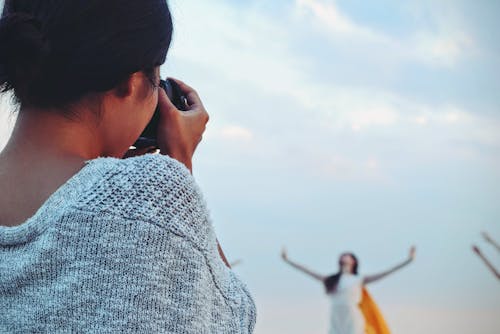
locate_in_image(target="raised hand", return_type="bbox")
[409,246,416,261]
[482,232,493,243]
[281,247,289,261]
[480,231,500,252]
[156,78,209,172]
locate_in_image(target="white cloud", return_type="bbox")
[414,31,473,67]
[169,0,482,132]
[169,1,308,104]
[295,0,475,68]
[213,125,254,142]
[315,154,387,181]
[168,0,499,183]
[295,0,389,42]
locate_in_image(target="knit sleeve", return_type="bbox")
[76,153,213,247]
[128,154,256,333]
[145,226,256,333]
[74,154,256,333]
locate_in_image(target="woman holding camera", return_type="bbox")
[0,1,255,333]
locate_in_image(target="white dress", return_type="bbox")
[328,274,365,334]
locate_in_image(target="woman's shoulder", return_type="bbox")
[84,153,193,196]
[73,154,208,230]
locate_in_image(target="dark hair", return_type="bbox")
[323,252,359,294]
[0,0,172,109]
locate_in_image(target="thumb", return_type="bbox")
[157,85,178,117]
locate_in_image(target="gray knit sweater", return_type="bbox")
[0,154,256,333]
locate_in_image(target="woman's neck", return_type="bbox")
[2,108,104,161]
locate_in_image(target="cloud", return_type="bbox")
[295,0,389,42]
[295,0,475,68]
[210,125,254,142]
[315,154,387,182]
[413,31,473,67]
[168,0,308,104]
[169,0,482,131]
[167,0,499,185]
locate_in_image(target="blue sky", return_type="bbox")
[1,0,499,333]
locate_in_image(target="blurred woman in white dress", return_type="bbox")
[281,247,416,334]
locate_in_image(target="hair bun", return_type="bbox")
[0,12,50,89]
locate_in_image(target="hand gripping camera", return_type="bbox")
[134,78,189,148]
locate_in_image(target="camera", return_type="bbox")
[134,78,189,148]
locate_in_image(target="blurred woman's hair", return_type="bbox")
[0,0,172,109]
[323,252,359,294]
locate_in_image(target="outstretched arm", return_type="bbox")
[482,232,500,252]
[363,246,416,285]
[473,245,500,280]
[217,241,231,268]
[281,247,326,282]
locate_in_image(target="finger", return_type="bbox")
[183,102,209,126]
[157,85,206,124]
[482,231,491,241]
[167,77,203,108]
[165,78,208,122]
[157,85,177,113]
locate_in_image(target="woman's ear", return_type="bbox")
[114,72,148,99]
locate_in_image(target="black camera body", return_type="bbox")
[134,78,189,148]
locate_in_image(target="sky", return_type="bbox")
[1,0,499,333]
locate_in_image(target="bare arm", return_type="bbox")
[363,246,416,285]
[217,241,231,268]
[281,247,326,282]
[473,245,500,280]
[482,232,500,252]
